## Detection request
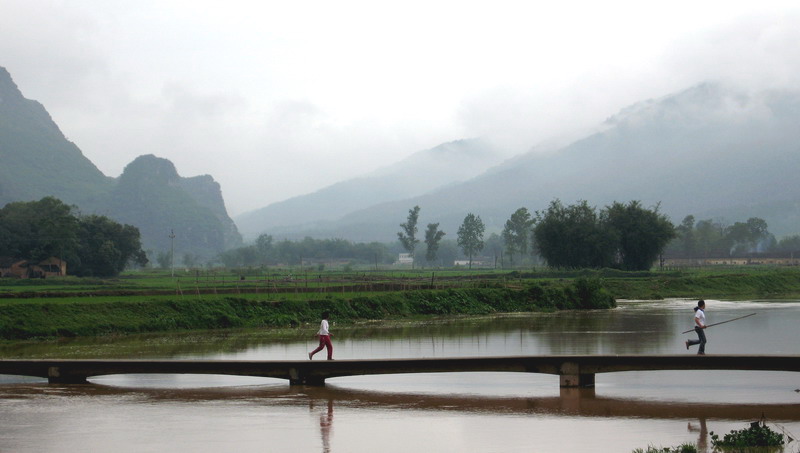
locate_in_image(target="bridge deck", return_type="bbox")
[1,355,798,386]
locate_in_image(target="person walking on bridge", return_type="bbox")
[685,300,707,355]
[309,311,334,360]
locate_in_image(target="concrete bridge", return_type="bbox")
[1,355,798,386]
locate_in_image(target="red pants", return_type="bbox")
[310,335,333,360]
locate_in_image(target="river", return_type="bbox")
[1,298,799,452]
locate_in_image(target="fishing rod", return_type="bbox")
[681,312,757,334]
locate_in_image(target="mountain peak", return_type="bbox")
[118,154,180,187]
[0,66,24,105]
[602,82,778,131]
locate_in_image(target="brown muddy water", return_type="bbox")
[1,299,799,452]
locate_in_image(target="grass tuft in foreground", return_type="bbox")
[631,443,697,453]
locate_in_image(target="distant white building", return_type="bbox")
[454,256,491,267]
[397,253,414,265]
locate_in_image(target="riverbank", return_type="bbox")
[4,267,800,341]
[597,268,800,299]
[0,279,614,340]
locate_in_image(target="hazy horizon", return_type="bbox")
[3,1,800,216]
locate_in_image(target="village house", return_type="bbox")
[0,256,67,278]
[663,256,800,267]
[397,253,414,265]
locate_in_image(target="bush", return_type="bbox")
[710,421,785,449]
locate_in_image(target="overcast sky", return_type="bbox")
[2,1,799,216]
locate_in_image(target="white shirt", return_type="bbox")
[317,319,330,336]
[694,309,706,327]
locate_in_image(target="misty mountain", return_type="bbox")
[0,67,113,207]
[260,82,800,242]
[0,66,241,260]
[234,138,507,239]
[101,155,242,258]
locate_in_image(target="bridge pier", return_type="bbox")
[47,366,88,384]
[289,376,326,386]
[558,362,595,388]
[559,373,595,387]
[288,367,326,386]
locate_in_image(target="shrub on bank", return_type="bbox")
[710,421,785,450]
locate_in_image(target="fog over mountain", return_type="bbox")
[5,3,799,217]
[247,82,800,242]
[235,138,506,238]
[5,52,798,254]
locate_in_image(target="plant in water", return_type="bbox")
[631,443,697,453]
[710,420,785,450]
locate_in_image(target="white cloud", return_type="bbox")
[1,0,799,215]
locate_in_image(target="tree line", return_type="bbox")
[0,197,147,277]
[222,199,799,271]
[397,205,487,269]
[217,235,396,268]
[7,196,797,275]
[397,200,675,271]
[396,200,800,270]
[666,215,800,258]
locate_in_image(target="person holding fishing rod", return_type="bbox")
[685,299,708,355]
[681,304,756,354]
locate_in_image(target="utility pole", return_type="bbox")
[169,229,176,277]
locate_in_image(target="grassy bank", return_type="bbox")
[598,268,800,299]
[0,279,614,340]
[4,267,800,341]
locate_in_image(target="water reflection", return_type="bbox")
[2,381,798,420]
[1,375,798,453]
[687,418,708,452]
[309,398,334,453]
[0,304,686,360]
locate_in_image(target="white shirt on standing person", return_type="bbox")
[695,308,706,327]
[318,319,330,336]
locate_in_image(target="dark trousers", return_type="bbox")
[310,335,333,360]
[687,327,707,354]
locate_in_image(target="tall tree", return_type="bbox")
[424,223,446,265]
[156,251,173,269]
[457,213,485,269]
[484,233,504,268]
[533,199,615,269]
[397,205,421,268]
[776,235,800,254]
[723,217,772,255]
[501,207,533,265]
[675,215,696,257]
[0,196,79,261]
[602,201,675,270]
[75,215,148,277]
[255,233,273,264]
[0,197,147,276]
[694,219,727,258]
